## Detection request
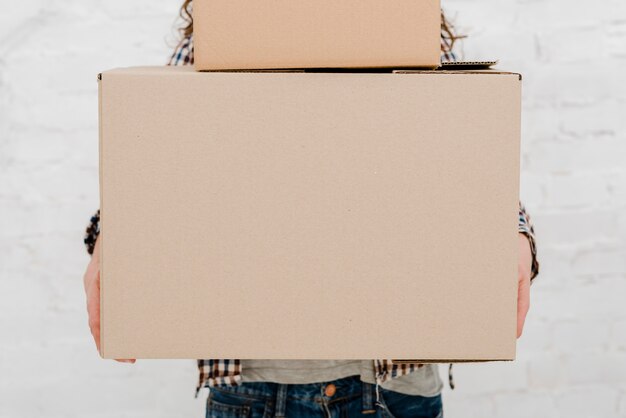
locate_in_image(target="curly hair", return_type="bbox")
[180,0,194,38]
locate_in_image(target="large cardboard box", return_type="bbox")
[193,0,441,70]
[98,66,522,360]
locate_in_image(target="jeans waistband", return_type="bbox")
[210,374,366,401]
[210,375,379,416]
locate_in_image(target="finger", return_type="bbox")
[83,265,96,292]
[115,359,137,364]
[517,274,531,338]
[90,320,101,353]
[86,283,101,352]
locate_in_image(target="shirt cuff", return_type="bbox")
[518,202,539,282]
[84,209,100,256]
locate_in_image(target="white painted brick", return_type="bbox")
[536,25,606,65]
[443,395,495,418]
[518,318,554,352]
[521,105,561,142]
[446,361,529,396]
[493,393,559,418]
[530,278,626,321]
[571,248,626,277]
[527,139,626,174]
[563,352,626,386]
[2,1,626,418]
[528,351,565,390]
[613,320,626,350]
[558,102,623,139]
[610,173,626,206]
[552,319,612,353]
[532,209,619,246]
[514,0,609,29]
[0,0,48,41]
[555,386,619,418]
[545,173,611,209]
[529,247,574,287]
[606,19,626,60]
[519,172,547,208]
[567,278,626,318]
[619,392,626,417]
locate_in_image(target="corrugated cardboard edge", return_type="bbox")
[195,67,522,80]
[392,359,513,365]
[97,72,105,359]
[439,60,498,70]
[196,65,441,72]
[109,66,521,80]
[393,68,523,81]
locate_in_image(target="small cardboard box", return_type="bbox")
[193,0,441,70]
[98,66,522,360]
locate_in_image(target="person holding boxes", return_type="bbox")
[83,2,539,417]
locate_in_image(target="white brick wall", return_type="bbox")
[0,1,624,417]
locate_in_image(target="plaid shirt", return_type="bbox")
[86,26,539,396]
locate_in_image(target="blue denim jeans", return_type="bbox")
[205,375,443,418]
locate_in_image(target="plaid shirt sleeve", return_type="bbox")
[84,209,100,256]
[168,35,194,66]
[518,201,540,282]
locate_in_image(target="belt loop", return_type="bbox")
[274,384,288,418]
[361,382,376,414]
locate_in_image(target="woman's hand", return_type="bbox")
[83,237,135,363]
[517,233,533,338]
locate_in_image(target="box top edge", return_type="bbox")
[99,66,522,78]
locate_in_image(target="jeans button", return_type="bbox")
[324,383,336,397]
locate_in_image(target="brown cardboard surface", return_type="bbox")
[99,66,521,360]
[193,0,441,70]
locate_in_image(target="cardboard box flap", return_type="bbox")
[393,68,523,81]
[440,60,499,70]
